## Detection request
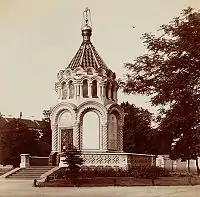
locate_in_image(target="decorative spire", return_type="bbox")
[82,7,92,42]
[83,7,90,25]
[67,7,108,71]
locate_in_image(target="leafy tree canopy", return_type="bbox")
[0,117,52,167]
[121,102,159,154]
[121,7,200,168]
[0,119,40,166]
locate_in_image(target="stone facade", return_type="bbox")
[49,8,155,169]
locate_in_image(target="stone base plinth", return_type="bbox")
[59,152,156,169]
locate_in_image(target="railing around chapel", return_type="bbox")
[59,152,156,169]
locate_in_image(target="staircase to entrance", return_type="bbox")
[6,166,54,180]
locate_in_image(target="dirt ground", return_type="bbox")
[0,179,200,197]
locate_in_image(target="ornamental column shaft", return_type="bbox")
[73,122,80,150]
[51,124,58,152]
[80,85,83,98]
[97,83,101,99]
[88,83,92,97]
[118,122,123,152]
[102,122,108,151]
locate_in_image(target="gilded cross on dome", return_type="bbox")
[83,7,90,24]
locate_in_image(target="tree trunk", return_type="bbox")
[188,159,190,173]
[187,159,192,185]
[151,178,155,186]
[195,156,200,176]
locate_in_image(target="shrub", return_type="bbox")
[52,166,171,180]
[128,166,171,178]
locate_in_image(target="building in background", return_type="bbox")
[0,115,45,134]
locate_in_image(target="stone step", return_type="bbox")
[18,169,52,172]
[10,173,46,176]
[6,166,55,180]
[9,177,41,179]
[8,176,43,179]
[23,167,53,169]
[13,170,48,173]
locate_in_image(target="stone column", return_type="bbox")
[20,154,30,168]
[80,85,83,99]
[73,121,80,150]
[103,84,107,100]
[75,84,80,100]
[75,84,77,99]
[88,83,92,98]
[100,85,103,100]
[97,83,101,99]
[76,84,80,99]
[58,87,62,99]
[118,122,123,152]
[102,122,108,151]
[68,83,70,99]
[51,124,58,152]
[115,89,118,102]
[99,123,103,151]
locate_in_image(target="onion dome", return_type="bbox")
[67,8,108,71]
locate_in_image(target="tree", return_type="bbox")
[122,7,200,174]
[121,102,159,155]
[37,118,52,157]
[37,110,52,157]
[62,147,84,186]
[0,118,40,167]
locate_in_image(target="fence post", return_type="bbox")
[20,154,30,168]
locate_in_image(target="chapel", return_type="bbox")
[49,8,125,167]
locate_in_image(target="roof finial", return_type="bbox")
[83,7,91,25]
[81,7,92,41]
[84,7,89,24]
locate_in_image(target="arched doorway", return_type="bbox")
[69,81,75,99]
[58,110,73,152]
[62,82,67,99]
[108,113,118,150]
[82,111,100,150]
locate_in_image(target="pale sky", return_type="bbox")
[0,0,199,119]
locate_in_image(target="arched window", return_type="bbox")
[82,111,100,150]
[69,80,75,99]
[92,80,98,98]
[87,68,93,75]
[111,85,114,101]
[83,79,88,98]
[106,82,111,99]
[62,82,67,99]
[108,114,118,150]
[59,111,73,127]
[111,84,117,101]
